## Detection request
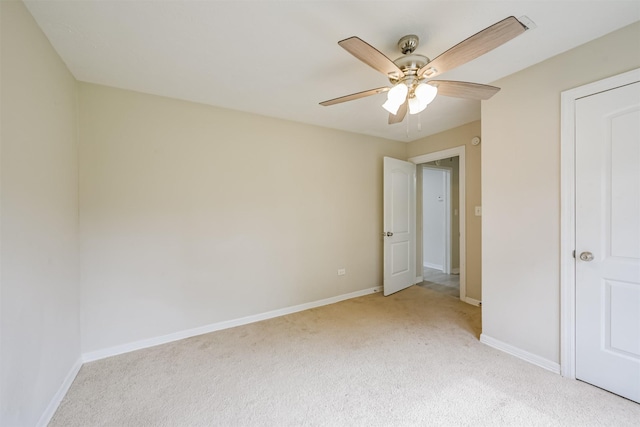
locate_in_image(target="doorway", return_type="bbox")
[421,162,459,297]
[410,146,468,303]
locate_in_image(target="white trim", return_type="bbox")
[409,146,467,305]
[423,262,443,270]
[415,276,423,284]
[83,286,382,363]
[560,68,640,379]
[36,358,83,427]
[463,297,481,307]
[480,334,561,374]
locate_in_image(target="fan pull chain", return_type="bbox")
[406,112,410,138]
[417,113,422,132]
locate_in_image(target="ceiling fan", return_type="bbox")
[320,16,528,124]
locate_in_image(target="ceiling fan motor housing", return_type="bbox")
[391,53,430,93]
[389,35,430,82]
[393,54,430,76]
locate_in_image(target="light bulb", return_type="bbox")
[414,83,438,105]
[408,96,427,115]
[382,99,401,115]
[387,83,408,104]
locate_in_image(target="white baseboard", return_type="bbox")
[83,286,382,363]
[36,357,82,427]
[463,297,481,307]
[423,262,443,270]
[480,334,561,374]
[452,268,460,274]
[415,276,423,284]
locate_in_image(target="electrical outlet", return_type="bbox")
[337,268,346,276]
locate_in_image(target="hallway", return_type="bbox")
[419,267,460,298]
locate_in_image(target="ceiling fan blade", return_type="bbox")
[388,100,408,124]
[418,16,527,78]
[319,87,390,106]
[339,37,405,79]
[428,80,500,100]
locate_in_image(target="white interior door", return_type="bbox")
[383,157,416,296]
[575,80,640,403]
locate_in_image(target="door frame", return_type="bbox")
[409,146,467,304]
[560,67,640,379]
[422,165,452,274]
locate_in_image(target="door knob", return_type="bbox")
[386,232,393,237]
[579,251,594,262]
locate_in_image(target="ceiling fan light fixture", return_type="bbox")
[382,98,402,115]
[415,83,438,105]
[387,82,408,104]
[408,96,427,115]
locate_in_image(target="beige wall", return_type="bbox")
[482,22,640,363]
[78,83,406,353]
[0,1,80,425]
[408,121,482,300]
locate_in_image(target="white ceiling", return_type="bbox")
[24,1,640,142]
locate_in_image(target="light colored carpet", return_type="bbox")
[51,286,640,426]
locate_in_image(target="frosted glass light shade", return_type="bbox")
[387,83,408,104]
[382,99,402,114]
[414,83,438,105]
[408,96,427,115]
[382,83,409,114]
